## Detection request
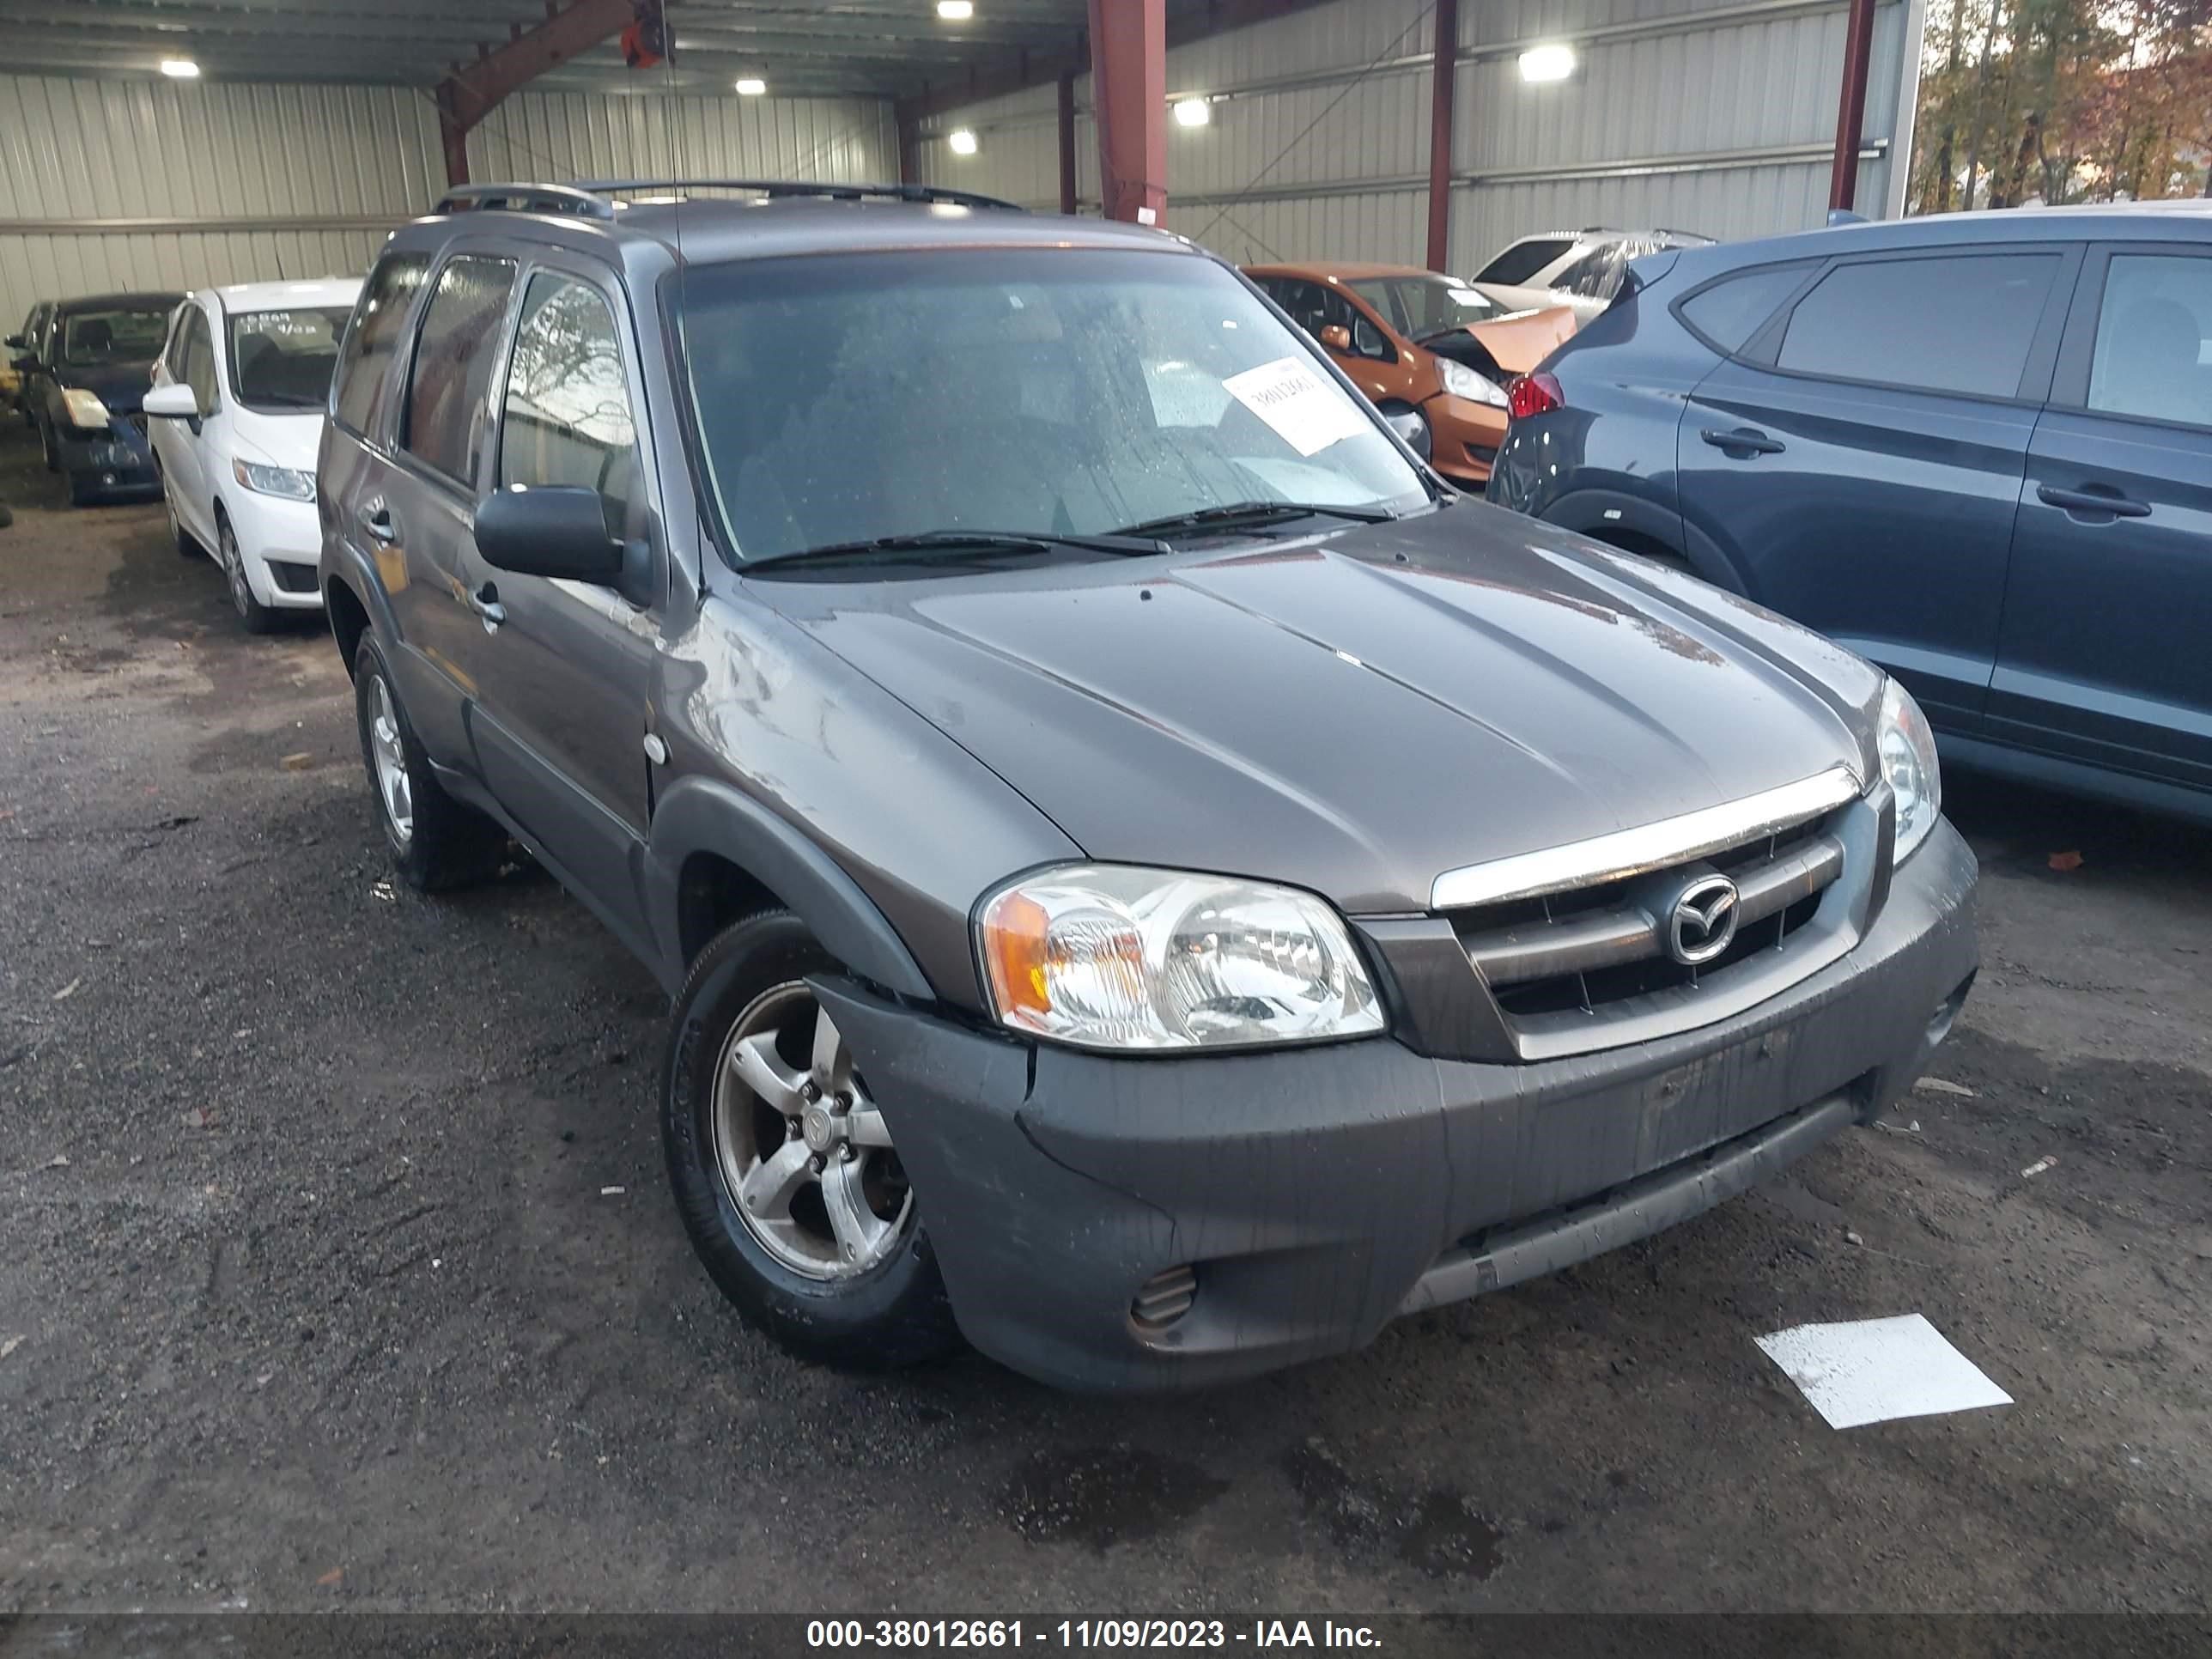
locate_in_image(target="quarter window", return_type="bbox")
[333,253,428,435]
[1776,253,2061,400]
[1677,264,1810,354]
[499,274,641,538]
[2086,253,2210,429]
[402,255,518,484]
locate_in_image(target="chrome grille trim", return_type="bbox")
[1466,834,1845,988]
[1429,764,1863,913]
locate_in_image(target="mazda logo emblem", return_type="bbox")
[1665,872,1741,966]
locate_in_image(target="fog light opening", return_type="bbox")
[1926,971,1974,1048]
[1130,1264,1197,1332]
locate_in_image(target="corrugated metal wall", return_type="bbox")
[0,73,895,333]
[918,0,1914,273]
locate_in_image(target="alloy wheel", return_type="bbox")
[711,983,912,1280]
[366,672,413,846]
[220,522,252,619]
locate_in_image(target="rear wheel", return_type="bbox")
[663,910,959,1370]
[219,514,281,634]
[164,480,200,557]
[351,633,507,891]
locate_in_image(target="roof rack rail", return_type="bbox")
[574,178,1026,213]
[432,183,616,221]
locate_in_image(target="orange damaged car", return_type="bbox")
[1244,263,1576,489]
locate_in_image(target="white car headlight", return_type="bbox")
[233,458,315,501]
[976,864,1386,1052]
[1438,357,1508,408]
[61,387,112,429]
[1877,677,1942,863]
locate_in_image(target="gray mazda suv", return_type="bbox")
[318,179,1978,1391]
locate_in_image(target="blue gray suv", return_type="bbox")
[1487,204,2212,823]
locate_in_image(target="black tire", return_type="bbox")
[351,633,507,891]
[39,418,58,472]
[217,514,282,634]
[166,490,199,557]
[663,909,960,1370]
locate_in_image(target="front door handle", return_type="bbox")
[2037,483,2150,520]
[1700,427,1786,457]
[360,505,398,544]
[466,582,506,633]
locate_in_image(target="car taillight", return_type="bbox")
[1506,372,1564,421]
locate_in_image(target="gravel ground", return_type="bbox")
[1,423,2207,1616]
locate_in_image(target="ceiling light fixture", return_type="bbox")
[1172,98,1211,128]
[948,128,979,156]
[1517,43,1577,83]
[734,77,766,94]
[160,58,201,78]
[938,1,975,19]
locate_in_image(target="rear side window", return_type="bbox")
[1554,245,1626,301]
[402,255,518,485]
[499,274,641,538]
[1776,253,2061,400]
[333,254,428,435]
[1678,264,1809,353]
[1475,237,1574,287]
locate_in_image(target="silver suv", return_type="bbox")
[319,180,1977,1391]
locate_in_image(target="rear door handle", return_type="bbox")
[466,582,506,632]
[2037,484,2150,520]
[1700,427,1786,457]
[359,505,398,544]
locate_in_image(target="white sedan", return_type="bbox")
[147,276,362,632]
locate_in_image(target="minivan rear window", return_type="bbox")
[1474,238,1574,288]
[1775,252,2061,400]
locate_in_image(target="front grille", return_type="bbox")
[1453,806,1850,1047]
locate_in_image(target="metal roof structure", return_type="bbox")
[0,0,1220,101]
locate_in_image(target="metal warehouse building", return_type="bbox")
[0,0,1923,332]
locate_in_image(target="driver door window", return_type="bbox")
[498,273,641,541]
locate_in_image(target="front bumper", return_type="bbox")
[819,820,1978,1391]
[58,420,160,497]
[1425,392,1510,489]
[227,488,325,608]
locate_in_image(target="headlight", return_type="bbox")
[61,387,112,429]
[1877,677,1942,863]
[1438,357,1508,408]
[233,458,316,501]
[976,864,1385,1052]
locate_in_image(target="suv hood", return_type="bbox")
[761,507,1884,915]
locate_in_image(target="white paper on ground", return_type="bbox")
[1755,1313,2014,1430]
[1221,355,1372,457]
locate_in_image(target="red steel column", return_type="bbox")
[1425,0,1459,270]
[1828,0,1878,210]
[1057,71,1079,214]
[1087,0,1167,225]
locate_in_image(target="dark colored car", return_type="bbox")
[4,301,52,422]
[1487,203,2212,824]
[12,292,182,504]
[319,179,1977,1391]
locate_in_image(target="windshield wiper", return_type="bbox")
[1108,500,1399,539]
[747,528,1168,569]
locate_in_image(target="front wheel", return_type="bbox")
[218,515,281,633]
[663,910,959,1370]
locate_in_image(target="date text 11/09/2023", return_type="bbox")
[806,1622,1384,1650]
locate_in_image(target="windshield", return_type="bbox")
[227,306,353,409]
[680,247,1427,565]
[1349,276,1504,337]
[60,307,172,367]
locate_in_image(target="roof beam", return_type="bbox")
[437,0,646,185]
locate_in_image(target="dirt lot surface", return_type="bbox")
[2,426,2207,1617]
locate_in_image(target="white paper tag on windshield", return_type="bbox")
[1221,356,1370,457]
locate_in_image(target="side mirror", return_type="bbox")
[3,334,23,350]
[1317,324,1352,351]
[474,485,624,583]
[143,382,200,421]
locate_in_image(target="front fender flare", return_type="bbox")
[644,775,933,1002]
